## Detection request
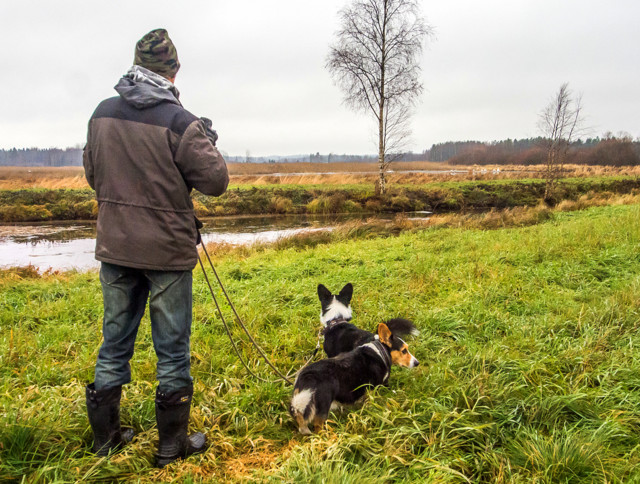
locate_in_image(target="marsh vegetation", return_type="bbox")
[1,164,639,222]
[1,202,640,481]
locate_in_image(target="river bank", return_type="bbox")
[3,190,638,273]
[0,212,405,271]
[1,176,639,223]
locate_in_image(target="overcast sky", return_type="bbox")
[1,0,638,156]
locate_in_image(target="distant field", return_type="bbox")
[0,162,460,190]
[1,163,638,190]
[229,161,454,174]
[0,167,89,189]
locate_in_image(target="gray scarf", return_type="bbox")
[124,65,180,99]
[115,65,181,109]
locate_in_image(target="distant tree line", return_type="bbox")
[226,151,430,164]
[226,153,383,164]
[0,149,388,166]
[2,135,639,167]
[0,147,83,167]
[428,135,640,166]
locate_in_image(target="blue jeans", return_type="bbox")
[94,262,193,393]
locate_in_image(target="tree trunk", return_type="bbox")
[377,0,388,195]
[378,112,386,195]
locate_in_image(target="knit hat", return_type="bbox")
[133,29,180,79]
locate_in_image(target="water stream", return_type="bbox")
[0,213,429,272]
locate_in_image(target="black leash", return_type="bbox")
[196,236,321,385]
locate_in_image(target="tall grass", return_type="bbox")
[2,164,639,190]
[0,167,89,190]
[1,203,640,482]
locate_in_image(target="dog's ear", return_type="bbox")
[377,322,393,347]
[317,284,333,304]
[337,283,353,305]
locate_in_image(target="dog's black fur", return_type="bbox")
[291,323,402,434]
[318,283,418,357]
[323,317,417,358]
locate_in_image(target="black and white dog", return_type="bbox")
[318,283,419,359]
[288,283,420,434]
[290,321,417,434]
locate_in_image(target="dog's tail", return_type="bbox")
[384,318,419,337]
[290,388,315,435]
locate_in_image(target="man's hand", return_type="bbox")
[200,117,218,146]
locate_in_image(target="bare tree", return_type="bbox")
[327,0,432,194]
[538,83,585,202]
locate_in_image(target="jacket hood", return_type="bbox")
[114,66,181,109]
[115,77,181,109]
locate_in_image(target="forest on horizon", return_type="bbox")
[1,135,638,167]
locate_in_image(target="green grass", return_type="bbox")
[1,203,639,482]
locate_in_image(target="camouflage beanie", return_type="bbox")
[133,29,180,79]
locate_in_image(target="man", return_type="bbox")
[83,28,228,467]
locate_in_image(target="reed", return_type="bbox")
[2,164,638,190]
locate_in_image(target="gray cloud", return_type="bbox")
[1,0,638,155]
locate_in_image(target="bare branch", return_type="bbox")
[326,0,433,193]
[538,83,587,202]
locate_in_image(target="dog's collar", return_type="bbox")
[369,339,392,370]
[322,316,351,335]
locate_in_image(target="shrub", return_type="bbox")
[73,200,97,219]
[90,199,99,218]
[327,192,347,211]
[364,199,382,212]
[465,187,491,207]
[0,205,53,222]
[425,188,461,211]
[440,197,462,211]
[47,201,71,219]
[192,199,211,217]
[269,196,295,214]
[388,195,412,211]
[341,199,363,213]
[306,196,332,214]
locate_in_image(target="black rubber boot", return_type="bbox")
[155,384,206,468]
[86,383,134,456]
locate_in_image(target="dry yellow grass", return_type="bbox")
[1,163,637,189]
[232,163,640,186]
[555,190,640,211]
[0,167,89,189]
[559,163,640,177]
[228,160,453,174]
[426,191,640,230]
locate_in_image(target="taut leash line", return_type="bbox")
[197,238,321,385]
[196,252,274,383]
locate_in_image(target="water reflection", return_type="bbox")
[0,213,427,272]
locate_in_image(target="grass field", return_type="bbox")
[1,202,639,482]
[1,163,639,190]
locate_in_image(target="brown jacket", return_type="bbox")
[83,75,228,270]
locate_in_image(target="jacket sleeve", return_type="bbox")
[82,120,95,190]
[174,119,229,196]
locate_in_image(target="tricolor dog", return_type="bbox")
[290,321,418,435]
